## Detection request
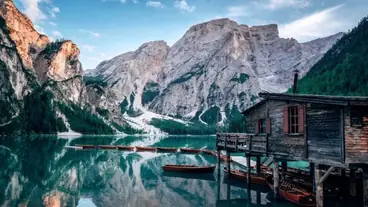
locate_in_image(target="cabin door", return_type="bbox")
[306,104,342,163]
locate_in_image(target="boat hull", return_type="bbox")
[163,165,216,173]
[157,147,178,152]
[99,145,117,150]
[224,168,267,186]
[266,175,316,207]
[117,146,134,151]
[136,146,156,152]
[180,148,201,154]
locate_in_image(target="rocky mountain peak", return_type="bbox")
[34,40,82,84]
[0,0,49,69]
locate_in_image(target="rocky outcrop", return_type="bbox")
[89,18,343,123]
[0,0,49,69]
[0,17,32,126]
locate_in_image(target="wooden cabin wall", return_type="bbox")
[267,100,305,160]
[345,107,368,164]
[306,103,343,166]
[245,100,306,160]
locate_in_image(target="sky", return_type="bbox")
[14,0,368,69]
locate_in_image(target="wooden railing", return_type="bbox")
[216,133,267,153]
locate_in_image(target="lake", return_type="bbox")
[0,135,350,207]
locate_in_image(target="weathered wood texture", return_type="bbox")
[273,159,280,200]
[344,107,368,164]
[306,104,343,165]
[245,100,305,160]
[315,165,323,207]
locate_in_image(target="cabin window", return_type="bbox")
[255,118,271,134]
[259,119,266,134]
[283,105,305,135]
[351,112,363,127]
[289,106,299,134]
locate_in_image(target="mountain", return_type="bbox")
[0,0,345,135]
[88,18,343,128]
[296,16,368,96]
[0,0,112,135]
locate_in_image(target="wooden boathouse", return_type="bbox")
[217,92,368,207]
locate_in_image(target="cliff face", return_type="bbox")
[0,17,31,126]
[0,0,49,69]
[0,0,88,133]
[89,18,343,124]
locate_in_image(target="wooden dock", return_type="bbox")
[217,92,368,207]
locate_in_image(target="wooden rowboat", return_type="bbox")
[224,168,267,186]
[180,148,201,154]
[117,145,134,151]
[162,165,216,173]
[266,175,316,207]
[157,147,178,153]
[76,145,95,149]
[136,146,156,152]
[99,145,117,150]
[201,149,217,156]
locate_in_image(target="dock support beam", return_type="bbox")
[310,163,315,192]
[281,161,287,180]
[273,158,280,201]
[226,151,231,179]
[247,154,251,184]
[350,168,356,197]
[256,156,261,176]
[217,150,221,177]
[315,164,323,207]
[363,168,368,207]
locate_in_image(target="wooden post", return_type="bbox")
[281,161,287,180]
[227,151,231,180]
[350,168,356,197]
[227,179,231,200]
[217,150,221,177]
[310,163,315,192]
[362,168,368,207]
[341,169,346,177]
[256,155,261,176]
[273,158,280,201]
[315,164,323,207]
[247,154,251,184]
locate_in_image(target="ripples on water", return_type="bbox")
[0,135,342,207]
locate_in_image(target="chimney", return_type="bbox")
[292,70,299,94]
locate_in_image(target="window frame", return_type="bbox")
[288,106,300,135]
[351,112,363,127]
[259,118,267,134]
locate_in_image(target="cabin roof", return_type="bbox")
[242,93,368,114]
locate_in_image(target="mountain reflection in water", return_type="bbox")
[0,135,294,207]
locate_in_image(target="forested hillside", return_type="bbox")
[296,16,368,95]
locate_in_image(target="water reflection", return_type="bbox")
[0,135,289,207]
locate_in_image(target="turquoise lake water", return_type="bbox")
[0,135,351,207]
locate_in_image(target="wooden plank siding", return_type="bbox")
[306,104,343,166]
[245,100,306,160]
[345,107,368,164]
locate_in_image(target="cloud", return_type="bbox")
[226,6,251,18]
[49,6,61,18]
[82,45,96,52]
[102,0,138,3]
[146,1,164,8]
[279,5,346,42]
[52,30,62,38]
[79,29,100,37]
[264,0,310,10]
[49,21,57,26]
[18,0,48,22]
[174,0,195,12]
